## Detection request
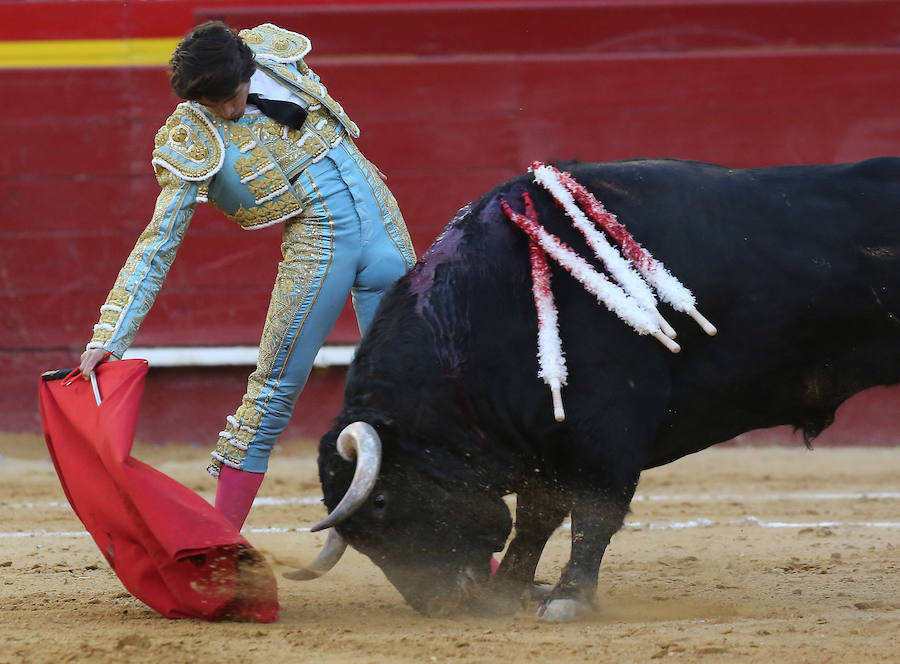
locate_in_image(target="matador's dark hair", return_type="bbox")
[169,21,255,101]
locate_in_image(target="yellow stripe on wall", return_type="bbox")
[0,37,181,69]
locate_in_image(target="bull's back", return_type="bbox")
[353,157,900,471]
[570,158,900,467]
[468,157,900,468]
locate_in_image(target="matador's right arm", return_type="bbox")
[86,105,223,358]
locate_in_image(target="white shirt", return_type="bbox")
[247,69,308,110]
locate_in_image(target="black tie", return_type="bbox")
[246,93,308,130]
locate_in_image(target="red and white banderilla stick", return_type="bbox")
[532,161,717,337]
[502,195,680,354]
[522,193,567,421]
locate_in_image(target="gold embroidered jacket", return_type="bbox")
[88,24,360,357]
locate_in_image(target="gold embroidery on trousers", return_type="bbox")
[209,202,328,474]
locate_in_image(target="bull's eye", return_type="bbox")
[373,493,386,509]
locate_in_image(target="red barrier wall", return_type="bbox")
[4,0,900,446]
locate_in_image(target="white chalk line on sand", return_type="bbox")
[5,492,899,538]
[630,491,900,502]
[5,518,900,540]
[7,491,900,513]
[2,496,322,510]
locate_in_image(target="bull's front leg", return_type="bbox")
[539,475,639,622]
[485,484,571,614]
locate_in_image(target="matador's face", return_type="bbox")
[197,80,251,121]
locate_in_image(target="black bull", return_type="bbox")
[302,157,900,620]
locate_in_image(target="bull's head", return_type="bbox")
[293,422,513,615]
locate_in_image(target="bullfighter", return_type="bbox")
[79,21,415,529]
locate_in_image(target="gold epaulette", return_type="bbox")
[151,102,224,181]
[240,23,311,63]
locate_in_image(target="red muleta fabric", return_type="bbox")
[38,359,279,622]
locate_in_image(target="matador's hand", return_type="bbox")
[80,347,114,379]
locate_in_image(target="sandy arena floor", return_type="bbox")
[1,433,898,664]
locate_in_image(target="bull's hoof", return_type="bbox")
[537,598,583,622]
[529,582,552,602]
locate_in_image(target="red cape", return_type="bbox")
[38,359,279,622]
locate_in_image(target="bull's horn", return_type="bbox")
[310,422,382,532]
[282,529,348,580]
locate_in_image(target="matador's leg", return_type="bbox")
[209,145,416,528]
[209,155,363,480]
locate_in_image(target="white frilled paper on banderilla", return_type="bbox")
[500,162,716,422]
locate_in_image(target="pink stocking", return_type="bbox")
[215,465,265,529]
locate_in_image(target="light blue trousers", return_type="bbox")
[209,140,415,474]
